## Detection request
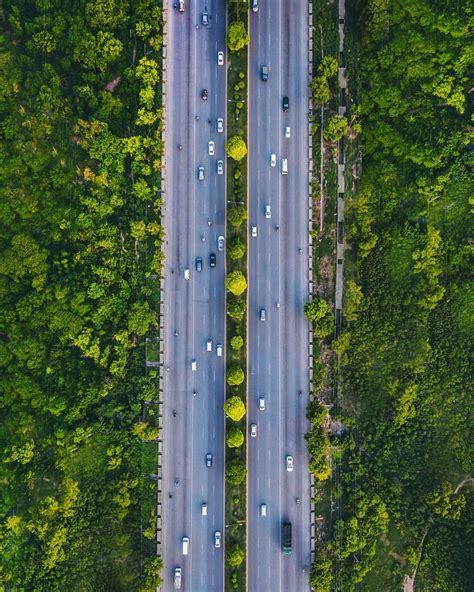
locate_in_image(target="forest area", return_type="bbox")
[312,0,473,590]
[0,1,163,590]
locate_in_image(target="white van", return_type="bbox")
[216,344,223,357]
[184,268,190,280]
[206,339,213,352]
[260,503,267,517]
[281,158,288,175]
[201,503,208,516]
[191,360,197,372]
[259,397,265,411]
[182,536,189,555]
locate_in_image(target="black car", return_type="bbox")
[195,257,203,272]
[282,96,289,111]
[201,88,208,101]
[209,253,216,268]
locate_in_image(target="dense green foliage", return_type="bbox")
[225,270,247,295]
[225,135,248,161]
[324,0,474,590]
[226,427,244,449]
[0,1,163,589]
[225,21,250,53]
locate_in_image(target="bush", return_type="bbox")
[230,335,244,350]
[238,72,245,79]
[318,55,338,78]
[225,135,247,161]
[225,271,247,296]
[226,544,245,567]
[323,115,349,142]
[310,75,330,105]
[226,21,250,52]
[226,364,245,386]
[227,298,246,321]
[223,396,246,421]
[228,206,247,228]
[226,459,247,484]
[228,237,246,260]
[226,426,244,448]
[304,298,333,338]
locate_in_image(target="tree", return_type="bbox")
[225,136,247,161]
[226,544,245,567]
[318,55,338,78]
[225,271,247,296]
[226,427,244,448]
[226,21,250,52]
[309,554,333,592]
[226,364,245,386]
[304,299,333,338]
[224,396,246,421]
[227,298,246,321]
[310,76,330,105]
[228,205,247,228]
[344,280,363,322]
[226,460,247,485]
[230,335,244,350]
[228,237,246,259]
[323,115,349,142]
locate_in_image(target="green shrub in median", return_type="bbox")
[228,236,246,260]
[226,364,245,386]
[304,298,333,338]
[323,115,349,142]
[226,21,250,52]
[225,270,247,295]
[226,544,245,567]
[227,298,246,321]
[224,395,246,421]
[228,205,247,228]
[225,135,248,161]
[226,426,244,448]
[226,459,247,485]
[230,335,244,350]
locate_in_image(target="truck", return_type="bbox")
[174,567,182,589]
[282,522,292,555]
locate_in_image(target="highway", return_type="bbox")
[247,2,312,591]
[161,1,227,590]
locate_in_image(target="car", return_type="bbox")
[282,96,289,111]
[281,158,288,175]
[217,160,224,175]
[252,0,258,12]
[285,126,291,138]
[195,257,202,272]
[208,140,215,156]
[174,567,182,590]
[201,11,209,25]
[251,226,257,237]
[184,268,190,280]
[209,253,216,268]
[259,397,265,410]
[202,502,208,516]
[217,51,224,66]
[259,308,266,321]
[270,153,276,167]
[206,339,213,352]
[214,531,221,548]
[205,453,213,467]
[191,360,197,371]
[217,118,224,133]
[286,455,294,472]
[177,1,185,12]
[250,423,257,437]
[216,344,223,357]
[198,166,205,181]
[260,503,267,517]
[217,235,224,251]
[201,88,208,101]
[261,65,268,81]
[265,204,271,218]
[182,536,189,555]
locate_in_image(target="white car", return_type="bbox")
[251,226,257,237]
[285,126,291,138]
[214,531,221,548]
[265,204,271,219]
[217,51,224,66]
[260,503,267,517]
[217,118,224,133]
[250,423,257,437]
[259,397,265,410]
[217,160,224,175]
[191,360,197,372]
[216,344,223,357]
[208,141,215,156]
[206,339,213,352]
[286,455,294,472]
[184,268,190,280]
[198,166,205,181]
[217,235,225,251]
[270,153,276,167]
[201,503,208,516]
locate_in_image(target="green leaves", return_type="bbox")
[226,21,250,52]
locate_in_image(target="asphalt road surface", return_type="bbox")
[247,2,312,591]
[161,1,227,590]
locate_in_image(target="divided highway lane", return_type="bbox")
[162,2,227,591]
[248,2,311,591]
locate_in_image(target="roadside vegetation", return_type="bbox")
[0,1,163,589]
[224,1,249,590]
[311,0,474,591]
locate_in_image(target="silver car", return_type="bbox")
[217,51,224,66]
[265,204,271,218]
[217,118,224,133]
[214,531,221,548]
[217,235,224,251]
[198,166,205,181]
[217,160,224,175]
[286,455,294,472]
